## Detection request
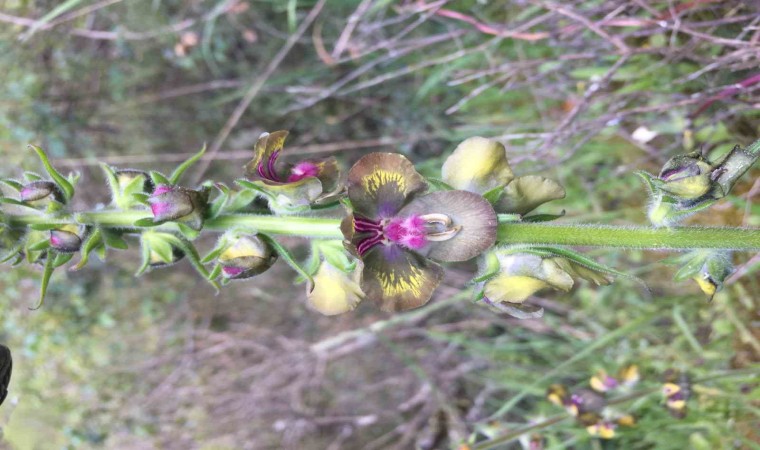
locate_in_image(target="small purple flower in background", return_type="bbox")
[662,370,690,418]
[243,130,340,210]
[148,184,208,230]
[342,152,497,312]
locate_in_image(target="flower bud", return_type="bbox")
[657,152,713,200]
[217,234,277,279]
[148,184,208,230]
[49,225,83,253]
[672,250,732,300]
[307,260,364,315]
[115,169,154,194]
[20,181,64,205]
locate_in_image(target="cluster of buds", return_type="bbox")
[547,365,639,439]
[638,143,760,227]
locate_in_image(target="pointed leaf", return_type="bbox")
[177,222,200,240]
[150,171,171,187]
[134,217,162,227]
[29,145,75,201]
[52,252,74,268]
[30,251,55,310]
[101,229,129,250]
[72,228,103,271]
[161,234,220,292]
[169,144,206,185]
[259,234,313,292]
[23,172,43,182]
[0,179,23,191]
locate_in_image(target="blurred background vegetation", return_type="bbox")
[0,0,758,448]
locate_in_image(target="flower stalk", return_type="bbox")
[5,214,760,250]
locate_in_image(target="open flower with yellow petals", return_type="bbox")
[341,153,497,312]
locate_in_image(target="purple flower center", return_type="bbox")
[287,161,320,182]
[353,214,428,256]
[257,150,282,182]
[50,234,62,247]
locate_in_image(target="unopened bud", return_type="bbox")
[20,181,64,204]
[49,225,83,253]
[148,184,207,230]
[218,235,277,279]
[658,152,712,200]
[115,169,154,194]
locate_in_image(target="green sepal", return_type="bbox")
[207,263,222,281]
[161,234,220,292]
[131,193,150,205]
[150,171,171,187]
[177,222,200,240]
[201,240,228,264]
[0,179,23,191]
[496,214,521,222]
[169,143,206,185]
[134,217,163,227]
[29,145,75,202]
[523,211,566,222]
[0,198,42,211]
[472,251,501,283]
[482,185,505,204]
[72,228,103,271]
[52,252,74,268]
[207,183,231,218]
[27,239,51,252]
[426,178,455,192]
[136,238,152,276]
[224,188,259,213]
[101,229,129,250]
[259,234,314,292]
[635,170,658,196]
[235,180,276,200]
[30,250,55,310]
[95,244,107,260]
[101,163,120,198]
[0,243,23,264]
[23,172,43,182]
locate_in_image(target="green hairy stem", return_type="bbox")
[7,213,760,251]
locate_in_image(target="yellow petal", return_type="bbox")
[484,275,549,304]
[442,137,514,193]
[308,262,364,316]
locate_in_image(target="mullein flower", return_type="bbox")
[217,234,277,280]
[441,137,565,215]
[662,370,691,419]
[243,130,340,211]
[342,152,497,312]
[19,181,65,206]
[148,184,208,230]
[590,365,639,393]
[547,382,635,440]
[49,225,84,253]
[670,250,733,300]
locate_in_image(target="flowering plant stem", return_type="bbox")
[7,213,760,250]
